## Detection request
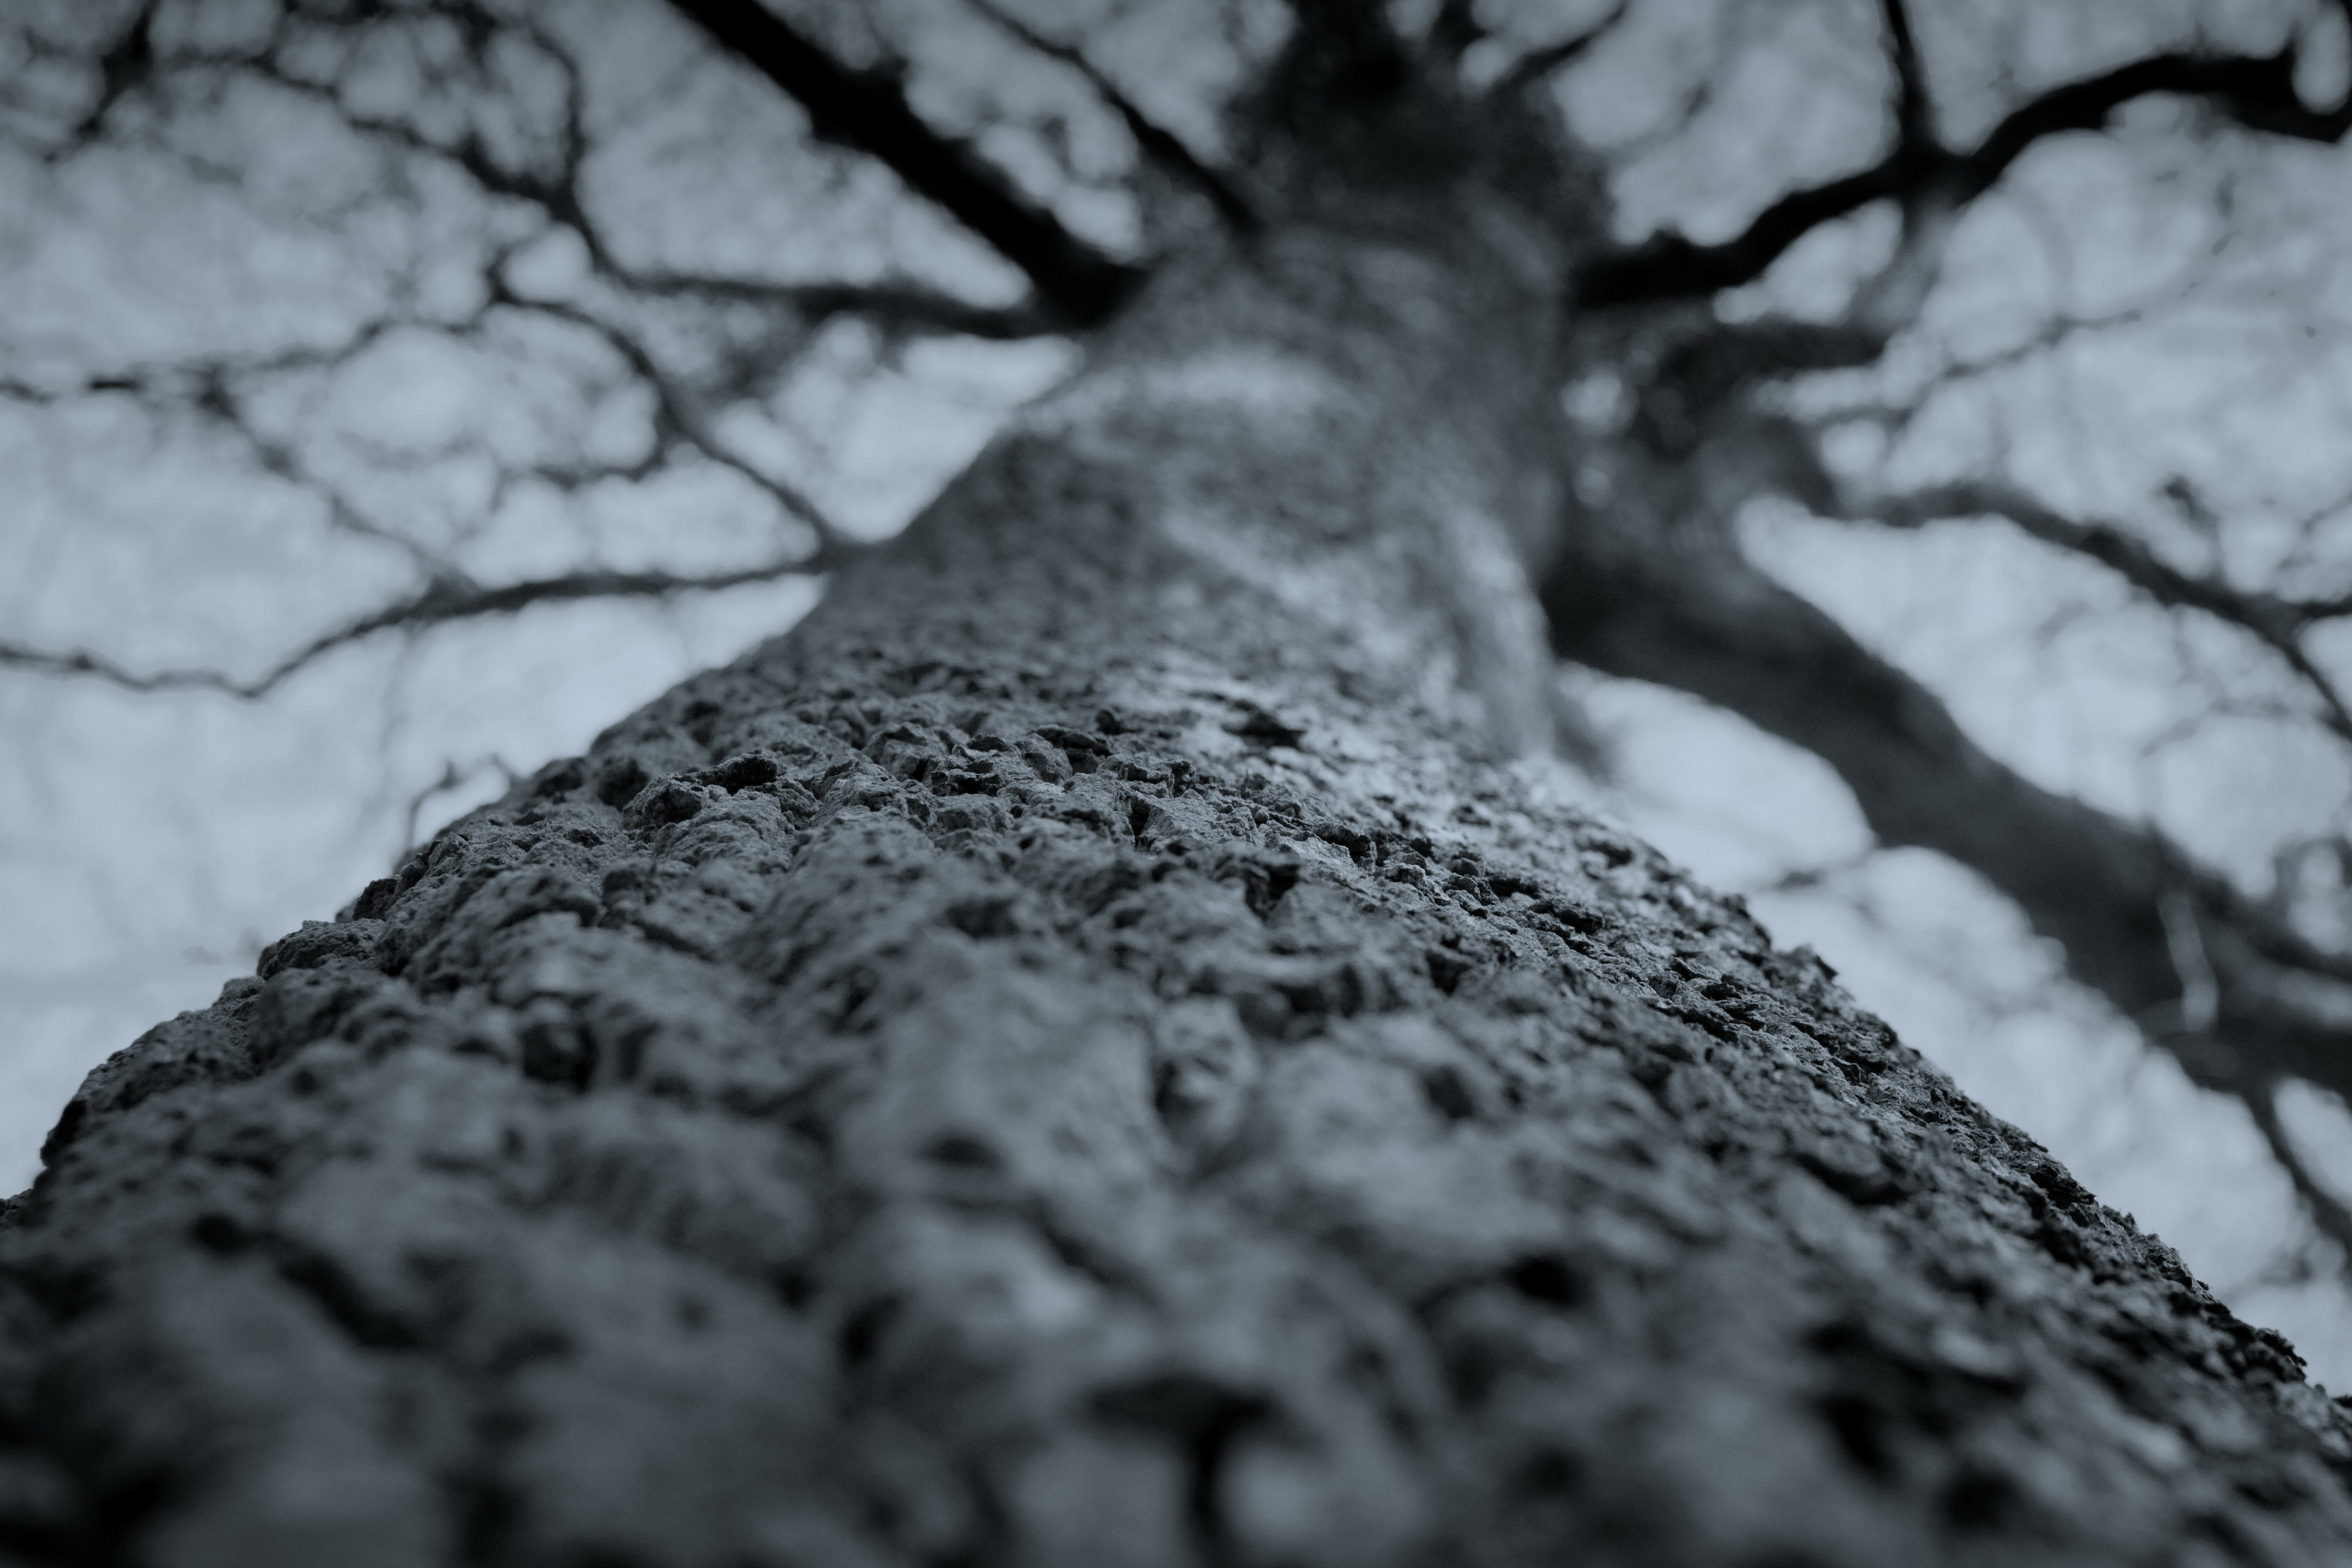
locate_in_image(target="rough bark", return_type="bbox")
[8,197,2352,1568]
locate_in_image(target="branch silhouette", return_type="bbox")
[963,0,1262,236]
[1579,35,2352,305]
[664,0,1145,326]
[1546,498,2352,1250]
[1485,0,1633,99]
[0,550,860,703]
[1844,479,2352,743]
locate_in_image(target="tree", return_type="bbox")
[5,0,2352,1560]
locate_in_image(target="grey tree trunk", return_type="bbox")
[5,196,2352,1568]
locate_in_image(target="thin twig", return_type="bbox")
[1488,0,1632,98]
[620,274,1058,339]
[1875,0,1933,158]
[963,0,1260,235]
[1847,479,2352,743]
[1578,34,2352,305]
[0,552,859,703]
[501,290,848,547]
[2246,1080,2352,1264]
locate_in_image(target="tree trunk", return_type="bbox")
[6,197,2352,1568]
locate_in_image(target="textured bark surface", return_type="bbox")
[8,207,2352,1568]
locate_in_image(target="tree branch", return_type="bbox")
[0,551,858,704]
[47,0,158,155]
[662,0,1145,326]
[1487,0,1632,100]
[1541,516,2352,1122]
[15,1,1070,348]
[964,0,1261,236]
[1876,0,1932,158]
[481,286,849,547]
[2246,1080,2352,1264]
[620,273,1058,339]
[1845,479,2352,743]
[1,334,452,570]
[1577,35,2352,306]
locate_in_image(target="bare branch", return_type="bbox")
[1487,0,1632,100]
[619,274,1058,340]
[31,4,1080,345]
[400,754,521,851]
[323,87,1057,341]
[1577,166,1905,308]
[1542,514,2352,1129]
[494,290,845,547]
[1844,479,2352,743]
[2299,587,2352,620]
[44,0,159,155]
[1,332,452,570]
[1876,0,1932,158]
[0,551,858,704]
[662,0,1145,326]
[963,0,1261,236]
[1648,317,1893,428]
[1578,36,2352,306]
[2247,1081,2352,1263]
[194,15,1057,349]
